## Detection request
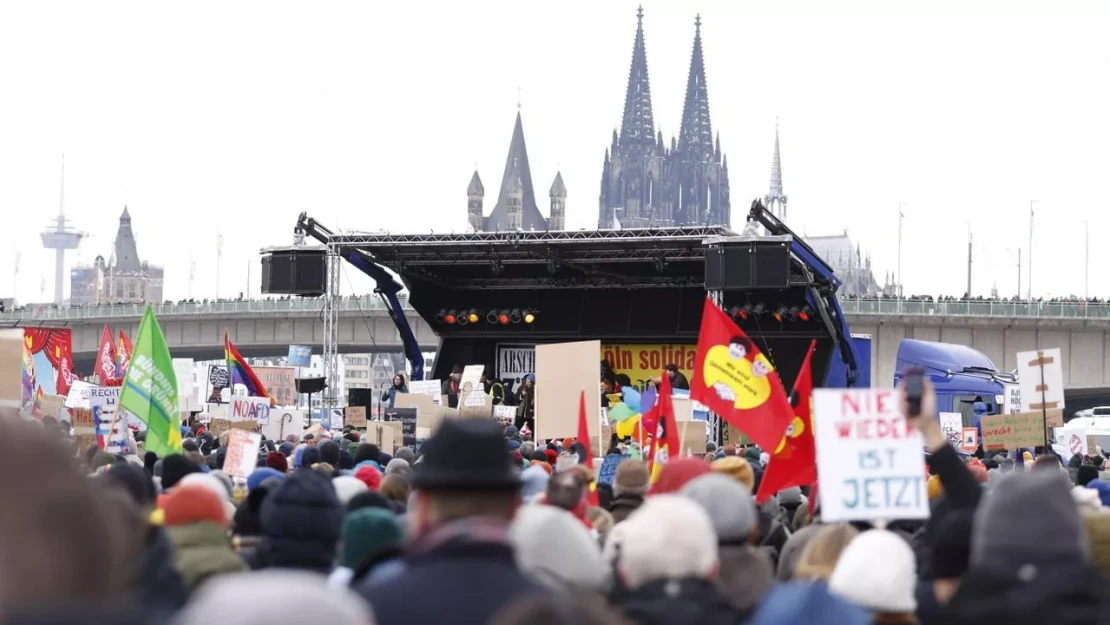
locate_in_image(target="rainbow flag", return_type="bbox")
[224,330,275,406]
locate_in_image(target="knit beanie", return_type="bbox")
[301,446,321,467]
[930,510,973,579]
[318,441,340,466]
[266,451,289,473]
[332,475,369,505]
[247,467,286,492]
[679,473,758,543]
[711,456,754,492]
[340,508,405,569]
[1088,479,1110,507]
[829,529,917,612]
[163,484,228,527]
[649,457,712,495]
[161,454,201,490]
[1078,464,1099,487]
[530,450,548,463]
[354,465,383,491]
[103,462,157,507]
[613,459,650,498]
[395,447,415,464]
[346,490,394,513]
[279,441,295,457]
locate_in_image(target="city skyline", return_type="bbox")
[2,1,1106,304]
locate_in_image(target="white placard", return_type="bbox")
[1001,383,1021,414]
[408,379,443,405]
[329,408,344,430]
[1017,348,1065,413]
[1057,427,1089,457]
[460,364,486,407]
[230,396,271,425]
[224,429,262,478]
[813,388,929,523]
[172,358,196,412]
[64,380,95,409]
[262,408,304,441]
[939,412,963,448]
[493,405,517,422]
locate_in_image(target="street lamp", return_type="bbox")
[1028,200,1037,300]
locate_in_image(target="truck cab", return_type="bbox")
[893,339,1011,428]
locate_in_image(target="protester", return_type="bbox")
[161,484,248,592]
[510,505,610,593]
[829,529,918,622]
[257,468,344,573]
[608,459,650,523]
[174,570,374,625]
[793,523,858,582]
[381,373,408,409]
[329,507,407,589]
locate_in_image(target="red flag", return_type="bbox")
[756,340,817,503]
[117,331,133,377]
[54,339,77,399]
[646,372,681,483]
[94,325,119,387]
[576,390,599,506]
[690,297,793,452]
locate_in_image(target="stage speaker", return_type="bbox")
[348,388,374,410]
[262,248,327,296]
[704,241,791,290]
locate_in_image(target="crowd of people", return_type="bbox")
[2,378,1109,625]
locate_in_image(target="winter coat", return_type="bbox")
[617,577,748,625]
[381,385,408,409]
[164,522,248,592]
[942,565,1110,625]
[134,525,188,615]
[357,518,545,625]
[609,494,645,524]
[716,544,775,613]
[259,468,343,573]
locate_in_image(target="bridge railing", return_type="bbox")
[0,296,396,322]
[3,296,1109,322]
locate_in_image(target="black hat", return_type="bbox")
[411,419,521,491]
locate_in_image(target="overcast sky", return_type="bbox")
[1,0,1107,304]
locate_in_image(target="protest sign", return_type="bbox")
[385,407,418,447]
[408,380,443,405]
[38,394,65,420]
[345,406,367,428]
[535,340,602,441]
[460,365,485,407]
[960,427,979,452]
[261,408,303,441]
[492,404,517,427]
[939,413,962,448]
[328,408,343,430]
[223,429,262,478]
[64,380,95,409]
[287,345,312,368]
[230,396,270,425]
[980,411,1045,451]
[1001,383,1021,414]
[813,388,928,523]
[0,329,21,410]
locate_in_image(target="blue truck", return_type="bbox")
[892,339,1012,428]
[826,334,873,389]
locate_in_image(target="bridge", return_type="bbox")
[6,297,1110,390]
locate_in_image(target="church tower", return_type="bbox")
[467,170,484,232]
[507,177,524,231]
[764,121,788,222]
[599,6,665,229]
[549,172,567,230]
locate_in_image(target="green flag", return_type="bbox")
[118,305,181,456]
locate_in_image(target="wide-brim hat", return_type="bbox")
[412,419,521,491]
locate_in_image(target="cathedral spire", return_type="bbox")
[619,5,655,148]
[764,119,788,222]
[677,14,713,159]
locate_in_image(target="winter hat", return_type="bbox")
[679,473,758,543]
[794,524,859,581]
[544,448,558,465]
[510,505,610,593]
[162,484,228,528]
[260,469,344,572]
[279,441,296,457]
[346,442,360,457]
[161,454,200,490]
[247,468,285,491]
[752,582,869,625]
[174,571,372,625]
[617,495,718,589]
[1073,485,1104,514]
[710,455,754,495]
[1087,479,1110,507]
[613,459,650,498]
[384,458,411,477]
[179,473,230,502]
[508,440,522,452]
[346,490,394,513]
[102,462,157,508]
[648,457,712,495]
[1078,464,1100,487]
[930,510,973,579]
[927,474,944,500]
[829,529,916,613]
[395,447,415,464]
[521,463,551,501]
[265,451,288,473]
[776,486,804,506]
[972,469,1088,575]
[332,476,369,505]
[301,446,321,467]
[743,447,762,462]
[340,507,406,570]
[378,452,393,467]
[530,450,548,463]
[353,443,380,465]
[354,465,383,491]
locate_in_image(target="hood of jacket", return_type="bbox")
[618,577,747,625]
[165,522,248,590]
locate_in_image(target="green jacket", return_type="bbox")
[165,521,248,592]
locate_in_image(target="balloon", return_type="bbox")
[640,385,657,415]
[608,403,636,422]
[621,387,642,413]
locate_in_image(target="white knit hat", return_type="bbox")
[615,495,718,589]
[829,529,917,613]
[332,475,369,505]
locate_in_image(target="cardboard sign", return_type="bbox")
[261,408,304,442]
[939,413,963,448]
[366,421,398,455]
[460,365,486,407]
[230,396,271,425]
[1017,348,1065,414]
[535,340,602,441]
[459,392,493,419]
[408,380,443,405]
[0,329,22,410]
[210,418,231,437]
[39,394,65,420]
[813,389,929,523]
[980,411,1046,451]
[394,392,442,431]
[224,429,262,478]
[680,421,708,455]
[345,406,367,428]
[385,407,418,447]
[960,427,979,452]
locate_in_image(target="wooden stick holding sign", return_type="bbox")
[1017,348,1065,446]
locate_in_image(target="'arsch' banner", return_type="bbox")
[496,343,697,393]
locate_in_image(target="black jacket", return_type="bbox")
[358,519,545,625]
[608,494,645,524]
[617,578,748,625]
[134,526,188,613]
[943,566,1110,625]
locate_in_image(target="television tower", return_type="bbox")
[39,156,84,306]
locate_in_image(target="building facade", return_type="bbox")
[70,207,164,305]
[467,113,566,232]
[252,366,297,406]
[599,10,730,229]
[806,234,883,297]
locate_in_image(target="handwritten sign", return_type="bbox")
[408,380,443,405]
[460,365,486,407]
[328,408,344,430]
[980,410,1046,451]
[230,396,271,425]
[939,413,963,448]
[813,389,928,523]
[224,429,262,478]
[961,427,979,452]
[385,407,418,447]
[345,405,367,428]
